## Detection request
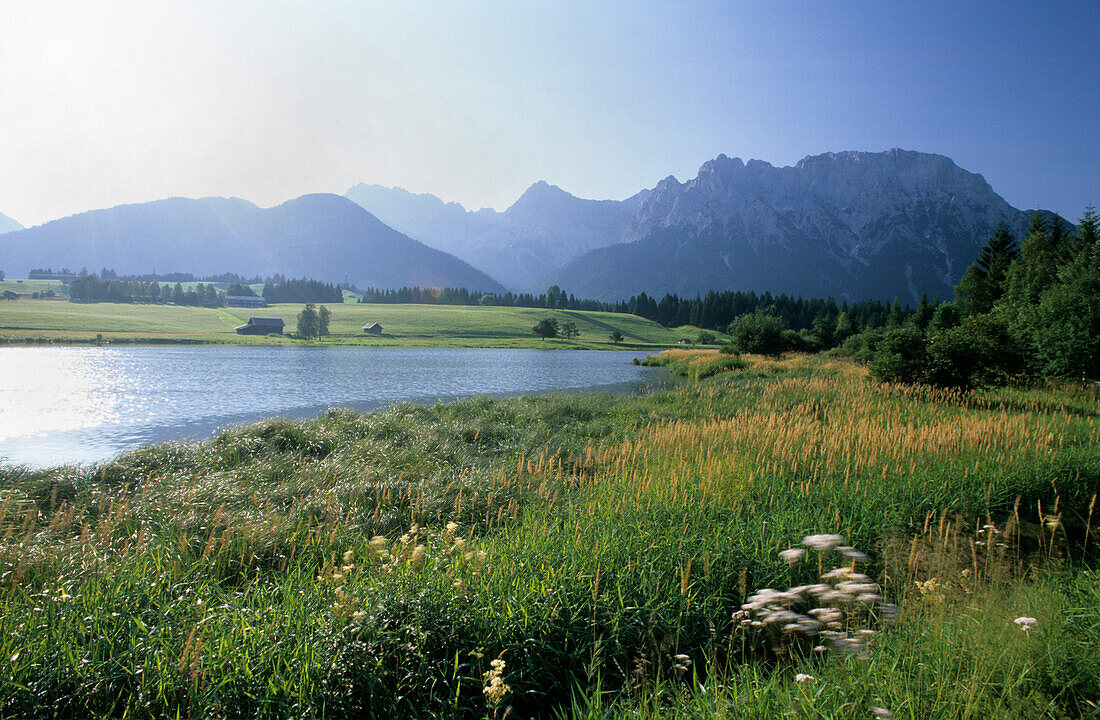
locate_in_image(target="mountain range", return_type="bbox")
[344,181,646,291]
[347,149,1032,303]
[2,149,1037,304]
[0,194,503,292]
[0,211,22,235]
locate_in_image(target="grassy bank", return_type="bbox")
[0,299,716,349]
[1,355,1098,718]
[638,347,749,379]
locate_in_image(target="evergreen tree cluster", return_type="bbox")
[100,270,263,284]
[618,290,911,337]
[358,285,607,311]
[225,283,257,297]
[869,208,1099,387]
[261,276,343,303]
[69,274,225,307]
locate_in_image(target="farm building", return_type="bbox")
[235,317,285,335]
[226,295,267,308]
[362,322,383,335]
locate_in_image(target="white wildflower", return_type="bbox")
[779,548,806,565]
[802,534,845,551]
[836,546,870,563]
[1014,616,1038,632]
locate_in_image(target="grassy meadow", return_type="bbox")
[0,298,716,349]
[0,352,1097,718]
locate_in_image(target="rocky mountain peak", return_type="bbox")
[507,180,575,213]
[698,154,746,176]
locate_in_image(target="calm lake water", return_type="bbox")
[0,346,668,467]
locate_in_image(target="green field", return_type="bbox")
[1,354,1097,718]
[0,278,71,297]
[0,298,721,349]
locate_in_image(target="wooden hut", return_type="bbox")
[362,322,383,335]
[235,317,285,335]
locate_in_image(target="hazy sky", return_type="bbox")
[2,0,1097,227]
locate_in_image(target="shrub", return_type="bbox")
[925,315,1027,389]
[869,326,928,384]
[727,310,788,357]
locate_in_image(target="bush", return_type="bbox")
[926,314,1026,388]
[727,310,787,357]
[871,316,1027,389]
[869,326,928,384]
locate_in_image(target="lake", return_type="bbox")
[0,346,668,467]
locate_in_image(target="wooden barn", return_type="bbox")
[362,322,383,335]
[235,317,285,335]
[226,295,267,308]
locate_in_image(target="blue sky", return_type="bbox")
[1,0,1097,226]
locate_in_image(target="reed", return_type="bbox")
[0,355,1097,718]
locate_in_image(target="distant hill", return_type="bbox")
[349,150,1038,303]
[345,181,645,291]
[0,194,505,292]
[0,211,23,235]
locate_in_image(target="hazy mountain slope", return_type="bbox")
[546,149,1031,303]
[0,212,23,235]
[0,194,505,292]
[345,181,646,290]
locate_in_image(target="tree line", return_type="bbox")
[260,277,343,303]
[63,272,343,305]
[357,285,606,311]
[612,290,909,335]
[867,208,1098,387]
[69,274,225,307]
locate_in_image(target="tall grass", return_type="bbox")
[638,348,749,379]
[0,355,1097,718]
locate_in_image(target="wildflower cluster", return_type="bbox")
[914,576,945,602]
[335,522,487,634]
[974,522,1009,549]
[1014,616,1038,632]
[318,549,361,620]
[739,534,894,657]
[482,657,511,710]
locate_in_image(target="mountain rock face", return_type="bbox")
[543,149,1031,303]
[345,181,646,291]
[0,194,504,292]
[351,150,1031,303]
[0,212,23,235]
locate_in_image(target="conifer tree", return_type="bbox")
[955,223,1019,316]
[1077,205,1099,248]
[1004,211,1058,307]
[833,310,855,344]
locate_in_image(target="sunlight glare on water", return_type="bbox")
[0,347,129,438]
[0,346,666,467]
